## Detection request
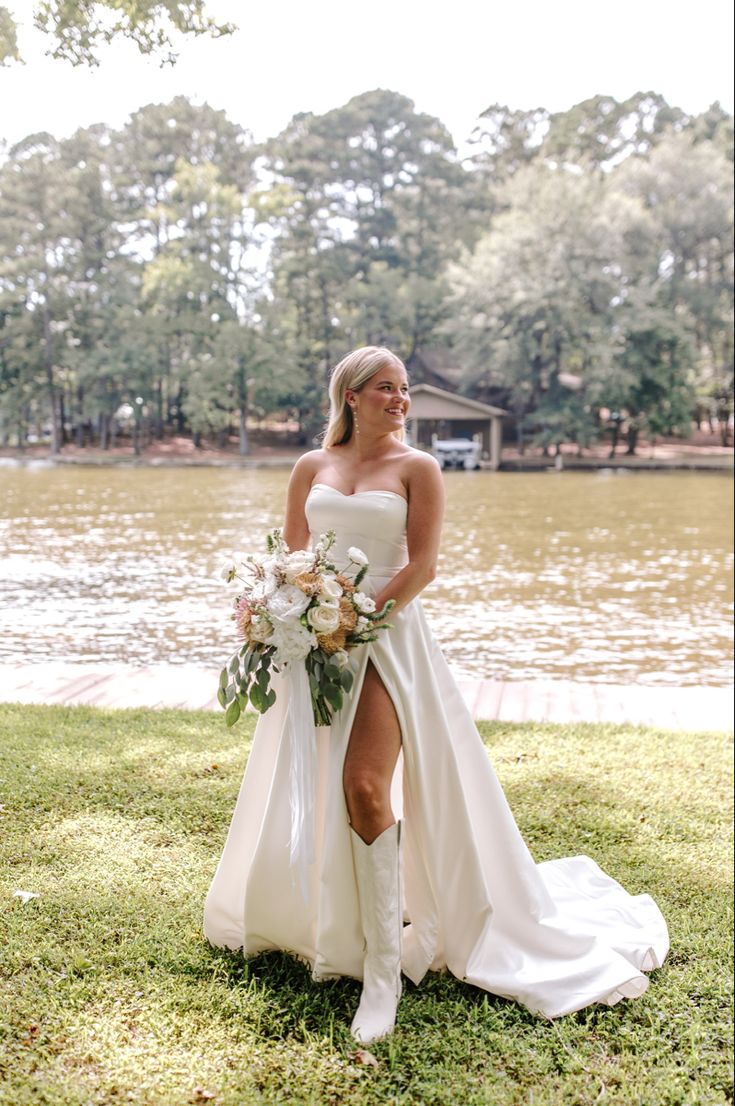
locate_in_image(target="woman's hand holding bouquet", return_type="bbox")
[218,529,394,727]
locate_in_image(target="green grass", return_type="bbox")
[0,704,732,1106]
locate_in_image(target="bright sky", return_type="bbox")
[1,0,733,152]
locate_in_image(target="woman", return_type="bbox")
[204,346,668,1045]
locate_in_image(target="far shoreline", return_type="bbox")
[1,450,732,473]
[1,427,733,473]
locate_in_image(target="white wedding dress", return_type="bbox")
[203,484,669,1019]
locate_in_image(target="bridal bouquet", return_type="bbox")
[218,529,394,727]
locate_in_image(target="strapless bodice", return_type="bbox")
[305,483,408,579]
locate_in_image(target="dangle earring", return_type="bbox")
[351,403,360,435]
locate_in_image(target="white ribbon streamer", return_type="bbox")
[285,662,318,901]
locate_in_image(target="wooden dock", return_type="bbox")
[0,662,731,731]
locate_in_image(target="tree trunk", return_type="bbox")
[100,413,109,451]
[42,307,62,456]
[175,386,186,434]
[626,425,639,455]
[238,355,249,455]
[609,421,619,458]
[155,377,164,439]
[193,430,202,449]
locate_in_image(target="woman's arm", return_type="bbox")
[373,454,445,616]
[282,450,322,551]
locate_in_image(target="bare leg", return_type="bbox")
[343,659,402,844]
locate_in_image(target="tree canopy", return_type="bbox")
[0,1,234,66]
[0,90,732,455]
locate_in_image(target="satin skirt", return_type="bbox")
[203,588,669,1019]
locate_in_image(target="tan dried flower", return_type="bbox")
[335,572,356,594]
[338,596,358,632]
[317,627,348,655]
[293,571,321,596]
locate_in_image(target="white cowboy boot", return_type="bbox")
[350,821,403,1044]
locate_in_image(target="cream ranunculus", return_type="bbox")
[307,603,341,633]
[347,546,368,567]
[220,562,237,582]
[283,549,315,583]
[353,592,377,614]
[320,575,344,600]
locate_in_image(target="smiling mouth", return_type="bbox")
[386,408,405,416]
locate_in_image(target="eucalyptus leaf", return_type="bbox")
[225,698,241,727]
[340,669,354,691]
[249,683,266,713]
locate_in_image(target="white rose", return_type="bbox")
[267,583,311,621]
[332,650,350,669]
[283,549,315,583]
[249,614,273,643]
[353,592,376,614]
[347,546,369,566]
[320,575,343,600]
[271,618,316,663]
[307,604,341,633]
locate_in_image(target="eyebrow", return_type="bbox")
[376,379,409,386]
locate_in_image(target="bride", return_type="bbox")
[203,345,669,1045]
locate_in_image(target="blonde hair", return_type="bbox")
[323,346,407,448]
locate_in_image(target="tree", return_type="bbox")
[608,302,695,453]
[543,92,686,170]
[259,89,467,408]
[613,130,734,442]
[445,163,629,451]
[0,1,234,66]
[0,133,69,452]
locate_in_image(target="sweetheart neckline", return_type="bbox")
[308,482,408,505]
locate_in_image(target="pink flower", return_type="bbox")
[234,595,253,639]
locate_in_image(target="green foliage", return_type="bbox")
[0,703,731,1105]
[0,1,234,66]
[0,4,20,64]
[0,92,732,454]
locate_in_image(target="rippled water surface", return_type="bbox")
[1,465,732,684]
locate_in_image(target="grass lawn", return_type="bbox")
[0,703,732,1106]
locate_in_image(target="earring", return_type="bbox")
[351,404,360,434]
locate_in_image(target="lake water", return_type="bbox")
[1,464,732,685]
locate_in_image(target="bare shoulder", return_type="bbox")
[401,447,444,500]
[289,448,327,485]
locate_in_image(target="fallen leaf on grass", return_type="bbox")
[351,1049,379,1067]
[191,1088,216,1103]
[13,890,39,904]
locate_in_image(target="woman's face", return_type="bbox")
[348,362,410,434]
